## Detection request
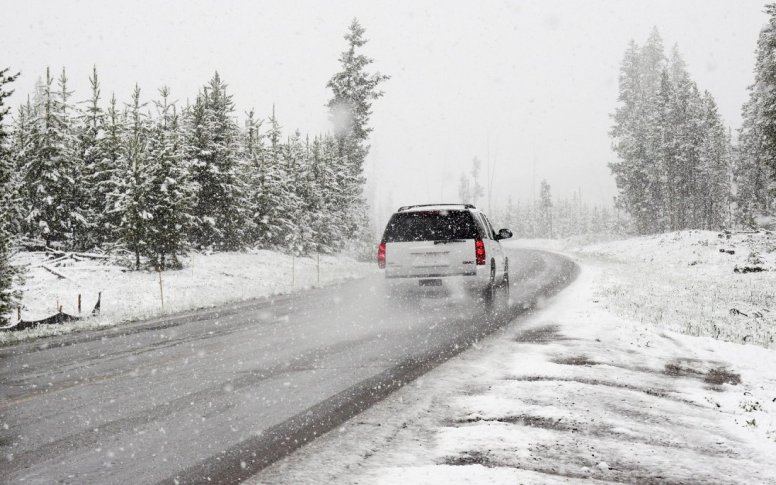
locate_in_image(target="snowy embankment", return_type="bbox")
[1,250,375,345]
[253,231,776,484]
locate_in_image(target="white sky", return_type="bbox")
[1,0,770,224]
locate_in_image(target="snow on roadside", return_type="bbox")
[253,259,776,484]
[514,231,776,348]
[580,230,776,348]
[1,250,375,345]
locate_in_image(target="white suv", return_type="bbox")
[377,204,512,299]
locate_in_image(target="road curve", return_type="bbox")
[0,248,577,484]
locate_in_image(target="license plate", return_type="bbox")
[419,279,442,287]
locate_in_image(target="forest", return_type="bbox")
[0,20,388,324]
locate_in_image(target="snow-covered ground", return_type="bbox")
[253,231,776,484]
[580,230,776,348]
[1,250,375,345]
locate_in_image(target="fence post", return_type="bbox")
[158,268,165,309]
[17,306,21,322]
[77,294,81,313]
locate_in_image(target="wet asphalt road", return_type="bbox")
[0,248,576,484]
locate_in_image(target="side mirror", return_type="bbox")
[497,228,513,240]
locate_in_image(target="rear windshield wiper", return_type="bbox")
[434,239,466,244]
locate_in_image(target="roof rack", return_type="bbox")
[397,203,476,212]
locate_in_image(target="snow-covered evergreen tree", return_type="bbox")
[8,98,34,236]
[241,109,264,245]
[144,87,193,269]
[0,67,22,325]
[92,93,125,244]
[457,157,485,206]
[187,73,247,250]
[736,3,776,227]
[254,107,296,248]
[23,68,83,247]
[77,66,106,247]
[326,19,389,248]
[609,40,653,234]
[111,85,150,269]
[539,179,553,237]
[697,93,732,229]
[610,30,732,233]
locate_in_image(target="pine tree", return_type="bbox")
[0,67,22,325]
[610,30,732,233]
[23,67,81,247]
[539,180,553,238]
[112,85,150,269]
[736,3,776,226]
[78,66,106,247]
[609,40,653,234]
[326,19,389,248]
[187,73,247,250]
[457,157,484,206]
[697,93,731,229]
[307,135,340,253]
[241,109,264,245]
[8,98,34,236]
[94,93,125,243]
[255,106,296,248]
[145,87,193,269]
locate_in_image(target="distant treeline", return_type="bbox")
[493,180,626,239]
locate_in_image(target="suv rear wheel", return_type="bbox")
[483,261,497,304]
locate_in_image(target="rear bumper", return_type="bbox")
[383,267,490,291]
[385,271,476,279]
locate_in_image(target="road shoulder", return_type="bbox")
[252,261,776,484]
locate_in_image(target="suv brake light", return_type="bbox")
[377,242,386,269]
[475,239,486,265]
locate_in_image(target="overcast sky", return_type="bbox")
[2,0,771,223]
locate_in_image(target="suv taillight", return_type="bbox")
[475,239,486,265]
[378,242,386,269]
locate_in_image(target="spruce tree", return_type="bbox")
[326,19,389,248]
[78,66,107,247]
[0,67,21,325]
[112,85,150,269]
[145,87,192,269]
[23,68,78,246]
[8,98,34,237]
[539,180,553,238]
[610,30,733,233]
[241,109,264,245]
[736,3,776,226]
[697,93,731,229]
[187,73,246,250]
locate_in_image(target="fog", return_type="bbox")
[1,0,768,224]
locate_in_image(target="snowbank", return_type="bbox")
[1,250,375,345]
[579,230,776,348]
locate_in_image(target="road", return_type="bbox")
[0,248,576,484]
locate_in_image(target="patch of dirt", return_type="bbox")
[704,367,741,386]
[553,355,598,366]
[513,324,571,344]
[664,362,704,378]
[442,450,493,466]
[663,360,740,386]
[506,375,676,400]
[455,414,570,432]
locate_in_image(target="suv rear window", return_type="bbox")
[382,210,481,242]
